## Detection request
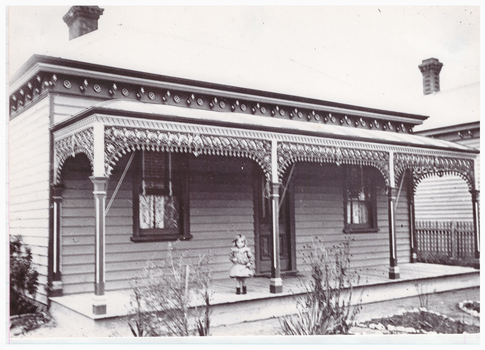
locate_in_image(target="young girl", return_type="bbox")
[229,234,254,294]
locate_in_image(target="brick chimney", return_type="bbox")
[63,6,104,40]
[418,58,443,95]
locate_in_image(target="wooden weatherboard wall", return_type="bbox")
[415,131,479,222]
[415,175,473,221]
[415,135,480,222]
[60,154,256,294]
[59,152,413,294]
[52,94,104,125]
[293,163,410,274]
[9,97,51,305]
[51,92,412,293]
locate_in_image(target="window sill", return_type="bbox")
[343,227,379,234]
[131,234,193,243]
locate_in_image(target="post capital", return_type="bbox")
[469,189,480,201]
[52,183,65,198]
[269,181,282,199]
[386,186,399,199]
[90,176,109,193]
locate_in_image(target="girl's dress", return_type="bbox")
[229,246,254,278]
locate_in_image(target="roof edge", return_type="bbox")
[12,55,429,123]
[416,121,480,136]
[50,103,479,155]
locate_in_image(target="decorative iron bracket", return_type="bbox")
[277,141,391,185]
[394,152,476,192]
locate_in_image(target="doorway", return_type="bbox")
[254,170,295,274]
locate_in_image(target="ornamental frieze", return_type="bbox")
[10,73,56,115]
[10,70,415,136]
[277,141,390,185]
[53,127,94,184]
[104,126,273,180]
[394,152,475,191]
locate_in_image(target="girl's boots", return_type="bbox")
[236,287,247,294]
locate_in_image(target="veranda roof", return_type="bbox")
[56,99,478,154]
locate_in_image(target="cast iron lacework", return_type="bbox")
[277,142,390,185]
[53,127,94,184]
[104,126,273,180]
[394,153,476,191]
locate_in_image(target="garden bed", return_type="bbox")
[10,312,51,336]
[458,300,480,318]
[356,307,479,334]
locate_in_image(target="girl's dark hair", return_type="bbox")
[232,234,247,246]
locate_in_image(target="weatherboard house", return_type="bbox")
[9,7,480,316]
[413,58,480,224]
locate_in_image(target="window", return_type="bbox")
[343,165,377,233]
[132,151,191,242]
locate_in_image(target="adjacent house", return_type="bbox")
[413,58,480,259]
[9,7,480,315]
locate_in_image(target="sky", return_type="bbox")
[5,4,481,101]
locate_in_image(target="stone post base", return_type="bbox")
[388,266,400,279]
[50,281,63,297]
[92,295,107,315]
[270,278,283,294]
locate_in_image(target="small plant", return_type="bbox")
[193,253,212,336]
[128,242,213,337]
[127,285,155,337]
[20,312,50,334]
[280,238,362,335]
[414,283,429,310]
[10,235,39,316]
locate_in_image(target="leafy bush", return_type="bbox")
[128,242,212,336]
[280,239,361,335]
[10,235,39,316]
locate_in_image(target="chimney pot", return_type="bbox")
[63,6,104,40]
[418,58,443,95]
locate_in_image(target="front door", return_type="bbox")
[254,173,294,274]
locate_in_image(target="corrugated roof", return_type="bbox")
[413,82,479,132]
[34,24,423,117]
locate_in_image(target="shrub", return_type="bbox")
[280,239,362,335]
[10,235,39,316]
[128,242,213,336]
